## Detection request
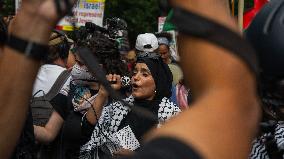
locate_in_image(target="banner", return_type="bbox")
[57,0,105,31]
[158,17,166,32]
[15,0,105,31]
[161,10,179,61]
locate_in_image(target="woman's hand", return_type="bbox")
[86,74,122,125]
[107,74,122,91]
[98,74,122,97]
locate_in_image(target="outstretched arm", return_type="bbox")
[34,111,64,143]
[0,0,75,158]
[146,1,260,158]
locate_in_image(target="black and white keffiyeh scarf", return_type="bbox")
[250,121,284,159]
[79,95,180,158]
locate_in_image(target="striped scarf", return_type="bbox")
[250,122,284,159]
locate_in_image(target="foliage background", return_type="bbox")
[1,0,255,46]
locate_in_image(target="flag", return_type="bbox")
[244,0,269,29]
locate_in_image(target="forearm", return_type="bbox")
[34,125,53,144]
[0,6,55,158]
[148,91,260,159]
[0,52,39,157]
[146,0,261,158]
[34,111,64,143]
[86,93,108,125]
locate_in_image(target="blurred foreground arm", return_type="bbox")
[0,0,74,158]
[146,0,261,158]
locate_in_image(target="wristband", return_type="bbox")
[6,34,49,61]
[172,7,259,75]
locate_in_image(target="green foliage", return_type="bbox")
[0,0,15,16]
[1,0,256,47]
[231,0,255,15]
[104,0,159,48]
[245,0,254,11]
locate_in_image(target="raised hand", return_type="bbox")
[106,74,122,91]
[98,74,122,97]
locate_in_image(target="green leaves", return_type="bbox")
[0,0,15,16]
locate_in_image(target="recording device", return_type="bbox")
[74,22,109,46]
[105,18,128,39]
[104,18,130,53]
[85,22,108,34]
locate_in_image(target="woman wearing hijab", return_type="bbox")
[80,52,180,158]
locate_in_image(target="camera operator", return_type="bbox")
[115,0,260,158]
[0,0,261,159]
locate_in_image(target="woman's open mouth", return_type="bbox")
[132,83,139,90]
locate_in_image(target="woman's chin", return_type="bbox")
[132,93,139,98]
[132,93,143,99]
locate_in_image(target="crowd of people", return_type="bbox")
[0,0,284,159]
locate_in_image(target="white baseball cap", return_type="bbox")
[135,33,159,52]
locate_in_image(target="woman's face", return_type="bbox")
[131,63,156,100]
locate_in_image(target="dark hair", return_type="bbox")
[75,28,128,75]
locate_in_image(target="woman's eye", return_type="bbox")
[143,73,148,77]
